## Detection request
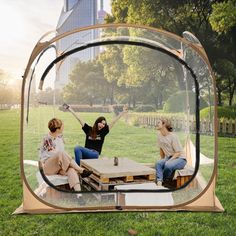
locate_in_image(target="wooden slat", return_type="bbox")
[124,176,134,182]
[176,178,181,188]
[82,166,155,184]
[82,177,101,191]
[100,176,110,183]
[176,175,196,188]
[146,174,155,181]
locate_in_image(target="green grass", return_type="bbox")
[0,108,236,235]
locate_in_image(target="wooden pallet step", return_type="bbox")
[82,176,155,191]
[84,169,155,184]
[176,175,197,188]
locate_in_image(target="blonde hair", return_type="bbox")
[48,118,63,133]
[161,118,173,132]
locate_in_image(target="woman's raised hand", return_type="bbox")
[63,103,70,110]
[122,104,128,113]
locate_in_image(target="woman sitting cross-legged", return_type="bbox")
[39,118,93,202]
[155,118,187,187]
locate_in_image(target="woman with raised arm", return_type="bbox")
[39,118,93,202]
[63,104,128,165]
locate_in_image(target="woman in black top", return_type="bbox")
[63,104,128,165]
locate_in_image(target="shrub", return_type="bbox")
[128,116,140,127]
[200,105,236,120]
[163,91,208,114]
[134,105,156,112]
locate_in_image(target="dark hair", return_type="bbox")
[91,116,107,139]
[48,118,62,133]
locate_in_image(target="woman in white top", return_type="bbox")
[39,118,92,200]
[155,118,186,186]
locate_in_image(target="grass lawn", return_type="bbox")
[0,109,236,236]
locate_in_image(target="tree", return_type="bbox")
[121,45,178,108]
[106,0,236,106]
[209,0,236,34]
[98,45,127,104]
[108,0,221,62]
[37,88,52,105]
[214,59,236,106]
[63,60,111,105]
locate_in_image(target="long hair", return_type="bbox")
[48,118,62,133]
[91,116,107,139]
[161,118,173,132]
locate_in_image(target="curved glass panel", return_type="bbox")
[22,25,216,209]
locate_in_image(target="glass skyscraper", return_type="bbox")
[55,0,103,90]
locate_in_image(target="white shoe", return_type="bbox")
[157,181,163,186]
[77,195,86,205]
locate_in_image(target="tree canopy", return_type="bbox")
[209,0,236,34]
[104,0,236,106]
[62,1,236,108]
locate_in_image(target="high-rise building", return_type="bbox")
[98,0,107,24]
[55,0,98,90]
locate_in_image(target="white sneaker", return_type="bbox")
[77,195,86,205]
[157,181,163,186]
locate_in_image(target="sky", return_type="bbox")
[0,0,111,84]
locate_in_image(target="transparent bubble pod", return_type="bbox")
[19,24,223,213]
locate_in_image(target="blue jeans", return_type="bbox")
[74,146,99,165]
[156,156,187,182]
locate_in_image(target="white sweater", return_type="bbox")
[39,133,65,161]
